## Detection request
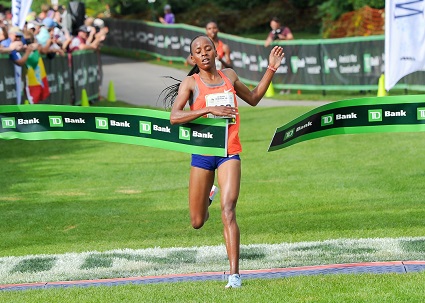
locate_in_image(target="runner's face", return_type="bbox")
[206,22,218,39]
[190,37,216,69]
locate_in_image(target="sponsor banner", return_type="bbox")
[268,95,425,151]
[43,55,72,105]
[71,51,101,105]
[103,19,425,91]
[0,105,228,156]
[0,56,19,105]
[1,51,99,106]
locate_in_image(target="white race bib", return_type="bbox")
[205,92,236,124]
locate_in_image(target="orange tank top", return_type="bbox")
[216,40,224,59]
[190,70,242,155]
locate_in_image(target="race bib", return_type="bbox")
[205,91,236,124]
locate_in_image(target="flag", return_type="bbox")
[25,53,50,104]
[11,0,33,104]
[385,0,425,91]
[11,0,33,29]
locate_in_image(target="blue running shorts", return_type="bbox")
[191,154,241,171]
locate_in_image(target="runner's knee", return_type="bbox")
[191,215,205,229]
[221,201,237,224]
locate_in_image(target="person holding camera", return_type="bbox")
[264,17,293,47]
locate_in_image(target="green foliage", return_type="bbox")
[83,0,110,17]
[316,0,354,21]
[210,0,275,9]
[351,0,385,10]
[28,0,106,18]
[316,0,385,21]
[30,0,47,13]
[289,0,314,8]
[0,1,9,9]
[111,0,150,16]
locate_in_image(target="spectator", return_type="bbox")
[0,25,7,43]
[67,1,86,36]
[0,26,9,53]
[50,6,61,25]
[84,16,94,30]
[35,18,52,46]
[159,4,175,24]
[59,5,72,35]
[1,26,27,48]
[4,9,12,25]
[38,3,54,20]
[37,17,67,56]
[0,12,6,25]
[23,24,35,45]
[0,26,41,106]
[27,20,44,36]
[25,11,37,23]
[187,21,232,70]
[68,25,104,52]
[93,18,105,32]
[8,39,39,67]
[264,17,293,47]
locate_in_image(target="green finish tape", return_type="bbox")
[0,105,228,156]
[268,95,425,151]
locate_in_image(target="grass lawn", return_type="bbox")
[1,102,424,300]
[2,105,425,255]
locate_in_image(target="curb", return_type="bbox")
[1,261,424,291]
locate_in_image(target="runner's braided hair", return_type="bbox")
[160,35,216,109]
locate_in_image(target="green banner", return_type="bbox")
[0,105,227,156]
[268,95,425,151]
[71,51,101,105]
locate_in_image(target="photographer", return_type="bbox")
[264,17,293,47]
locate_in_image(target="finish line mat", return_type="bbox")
[0,105,228,156]
[268,95,425,151]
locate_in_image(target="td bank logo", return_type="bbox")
[95,117,109,129]
[321,114,334,126]
[49,116,63,127]
[284,128,295,141]
[417,108,425,120]
[290,56,299,73]
[179,127,191,140]
[139,121,151,134]
[368,109,382,122]
[1,117,16,128]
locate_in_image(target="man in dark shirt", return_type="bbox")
[264,17,293,47]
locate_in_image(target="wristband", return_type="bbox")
[267,65,277,72]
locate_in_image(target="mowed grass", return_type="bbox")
[1,104,425,300]
[1,105,425,256]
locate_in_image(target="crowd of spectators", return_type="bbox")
[0,3,109,67]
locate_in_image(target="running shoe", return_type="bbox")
[225,274,242,288]
[208,185,219,205]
